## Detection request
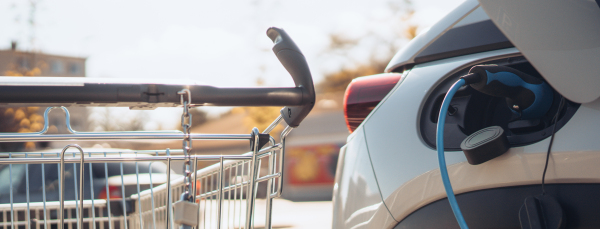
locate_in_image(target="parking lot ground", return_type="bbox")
[253,199,333,228]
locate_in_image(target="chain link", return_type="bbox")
[178,89,193,201]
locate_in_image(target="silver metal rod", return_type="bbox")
[201,176,207,229]
[265,137,276,229]
[103,152,113,229]
[59,144,85,229]
[135,152,143,229]
[262,115,283,134]
[1,149,184,155]
[192,156,198,203]
[99,204,104,229]
[208,173,213,228]
[233,162,239,229]
[255,173,281,184]
[239,161,245,229]
[228,163,233,228]
[119,152,128,229]
[217,157,224,229]
[274,126,293,198]
[245,127,260,229]
[8,153,14,229]
[251,159,262,228]
[41,154,48,229]
[149,152,158,229]
[0,155,255,164]
[25,153,30,229]
[78,148,85,229]
[57,152,63,229]
[88,151,96,229]
[69,203,74,229]
[0,133,251,142]
[72,152,80,229]
[35,209,40,229]
[0,145,279,165]
[166,149,174,229]
[195,173,280,199]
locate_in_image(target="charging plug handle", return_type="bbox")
[467,65,553,120]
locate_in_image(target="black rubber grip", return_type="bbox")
[267,27,315,127]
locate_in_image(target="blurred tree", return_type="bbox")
[318,57,390,93]
[3,59,47,77]
[0,107,47,151]
[3,65,42,76]
[317,0,417,93]
[232,106,282,133]
[232,77,283,133]
[1,61,48,151]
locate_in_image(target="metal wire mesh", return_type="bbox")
[0,107,290,229]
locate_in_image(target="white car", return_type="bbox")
[332,0,600,228]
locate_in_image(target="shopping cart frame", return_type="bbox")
[0,27,315,229]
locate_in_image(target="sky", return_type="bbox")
[0,0,464,130]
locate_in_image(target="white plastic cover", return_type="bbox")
[478,0,600,103]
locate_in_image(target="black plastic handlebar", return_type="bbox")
[0,27,315,127]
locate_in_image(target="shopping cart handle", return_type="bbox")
[0,27,315,127]
[267,27,315,127]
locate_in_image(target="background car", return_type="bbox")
[332,0,600,228]
[0,151,173,205]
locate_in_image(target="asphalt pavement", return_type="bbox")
[253,199,333,228]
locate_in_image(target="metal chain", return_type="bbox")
[178,89,193,201]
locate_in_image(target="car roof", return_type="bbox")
[385,0,514,73]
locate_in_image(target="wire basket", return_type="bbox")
[0,27,315,229]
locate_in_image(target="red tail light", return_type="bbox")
[99,185,123,200]
[343,73,402,133]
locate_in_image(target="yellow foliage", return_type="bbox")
[3,67,42,77]
[14,109,25,120]
[0,60,47,150]
[25,67,41,76]
[27,107,39,113]
[24,142,36,150]
[239,106,283,133]
[19,118,31,128]
[0,106,45,150]
[230,107,246,114]
[405,25,419,40]
[318,58,390,93]
[4,108,14,117]
[3,70,24,76]
[29,113,43,123]
[30,122,43,132]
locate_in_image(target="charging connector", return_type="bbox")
[438,65,556,229]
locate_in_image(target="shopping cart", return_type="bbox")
[0,27,315,229]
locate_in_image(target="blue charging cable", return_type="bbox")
[436,78,469,229]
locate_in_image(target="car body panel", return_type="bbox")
[478,0,600,103]
[335,1,600,228]
[364,47,600,224]
[331,127,397,228]
[364,48,520,202]
[389,97,600,225]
